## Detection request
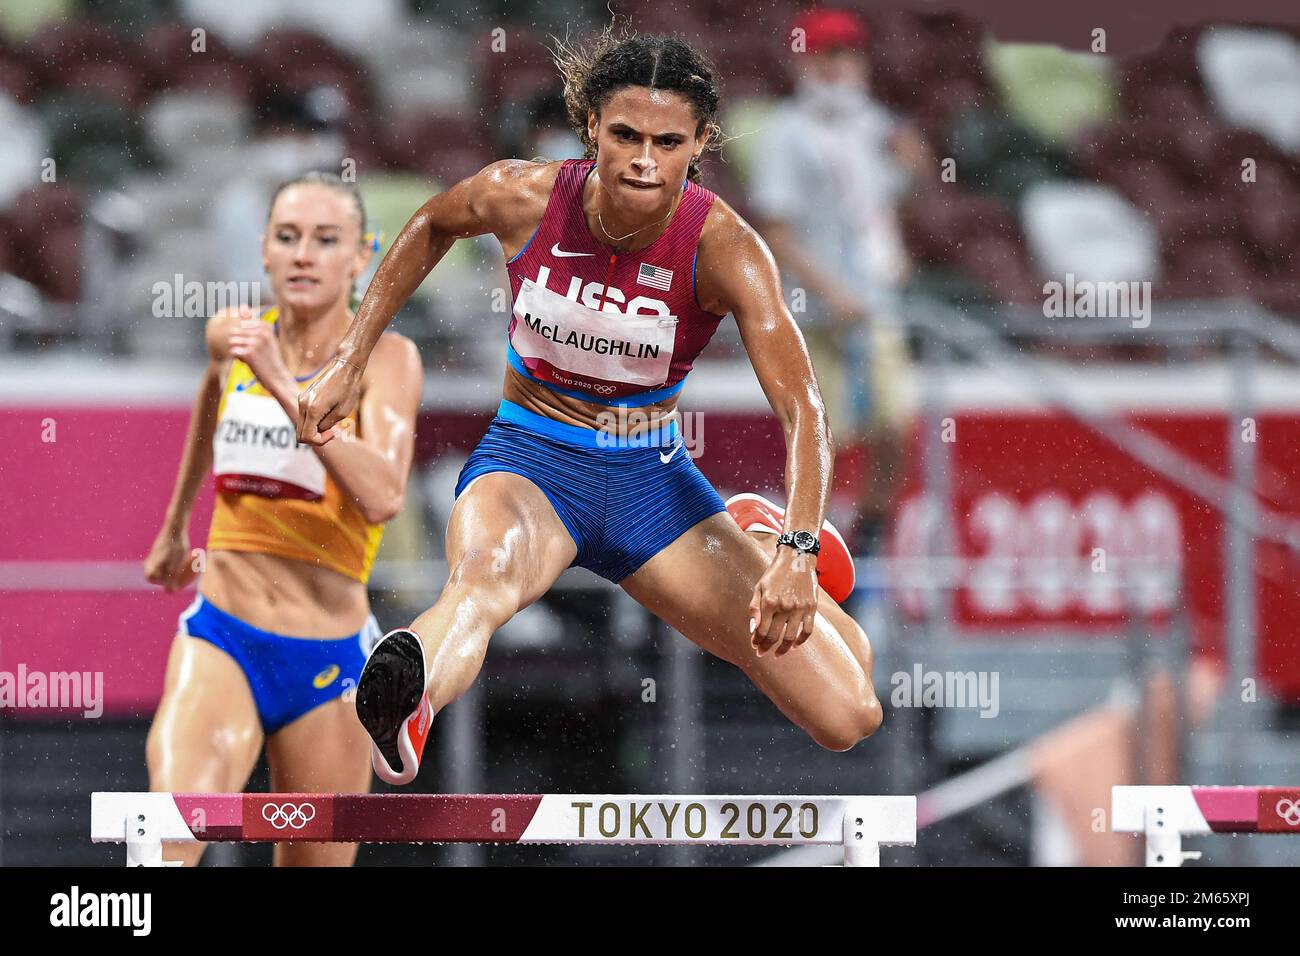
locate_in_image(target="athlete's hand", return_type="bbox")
[297,356,364,446]
[749,547,818,657]
[144,527,200,593]
[228,316,291,392]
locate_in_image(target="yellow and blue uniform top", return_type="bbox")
[207,307,384,584]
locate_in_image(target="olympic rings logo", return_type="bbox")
[1275,799,1300,827]
[554,374,618,395]
[261,802,318,831]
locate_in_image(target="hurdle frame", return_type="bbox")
[1112,785,1300,866]
[92,792,917,867]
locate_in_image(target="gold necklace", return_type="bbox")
[591,170,681,245]
[596,202,677,244]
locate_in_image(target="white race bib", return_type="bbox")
[510,278,677,389]
[213,389,327,500]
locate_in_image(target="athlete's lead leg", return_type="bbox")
[415,472,577,709]
[622,513,883,751]
[357,472,578,783]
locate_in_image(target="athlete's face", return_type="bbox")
[261,184,371,313]
[588,87,710,216]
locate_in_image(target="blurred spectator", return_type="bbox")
[518,90,585,162]
[749,7,928,551]
[210,88,346,292]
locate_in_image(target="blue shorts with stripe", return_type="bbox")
[178,595,380,734]
[454,400,727,584]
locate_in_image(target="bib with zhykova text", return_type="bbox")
[212,388,327,500]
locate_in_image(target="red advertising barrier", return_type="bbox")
[1,408,216,716]
[3,392,1299,715]
[888,411,1300,696]
[0,404,786,717]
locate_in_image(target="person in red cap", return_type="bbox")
[794,7,872,57]
[747,7,930,559]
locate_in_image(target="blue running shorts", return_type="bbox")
[177,595,380,734]
[454,400,727,583]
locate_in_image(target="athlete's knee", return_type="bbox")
[444,544,529,615]
[146,721,222,790]
[809,687,883,752]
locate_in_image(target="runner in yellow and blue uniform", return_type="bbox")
[143,172,423,866]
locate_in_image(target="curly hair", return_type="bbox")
[552,23,724,184]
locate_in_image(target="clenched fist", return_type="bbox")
[297,356,365,446]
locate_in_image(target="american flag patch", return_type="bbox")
[637,262,673,292]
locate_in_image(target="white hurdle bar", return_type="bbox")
[1112,785,1300,866]
[92,792,916,867]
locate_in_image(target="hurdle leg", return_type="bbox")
[841,801,881,866]
[1143,805,1203,867]
[1112,786,1207,867]
[124,807,182,868]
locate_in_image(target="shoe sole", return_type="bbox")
[356,630,426,784]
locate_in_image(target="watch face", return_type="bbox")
[793,530,818,551]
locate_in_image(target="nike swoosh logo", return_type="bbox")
[551,243,594,258]
[659,443,683,464]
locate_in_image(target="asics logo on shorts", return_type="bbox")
[262,802,317,831]
[313,664,341,689]
[1277,799,1300,827]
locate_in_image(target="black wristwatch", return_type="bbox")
[776,530,820,557]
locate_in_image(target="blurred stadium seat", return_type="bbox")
[0,4,1291,331]
[1199,27,1300,153]
[1021,181,1161,284]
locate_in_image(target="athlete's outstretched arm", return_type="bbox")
[143,310,239,591]
[296,160,548,446]
[696,203,834,648]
